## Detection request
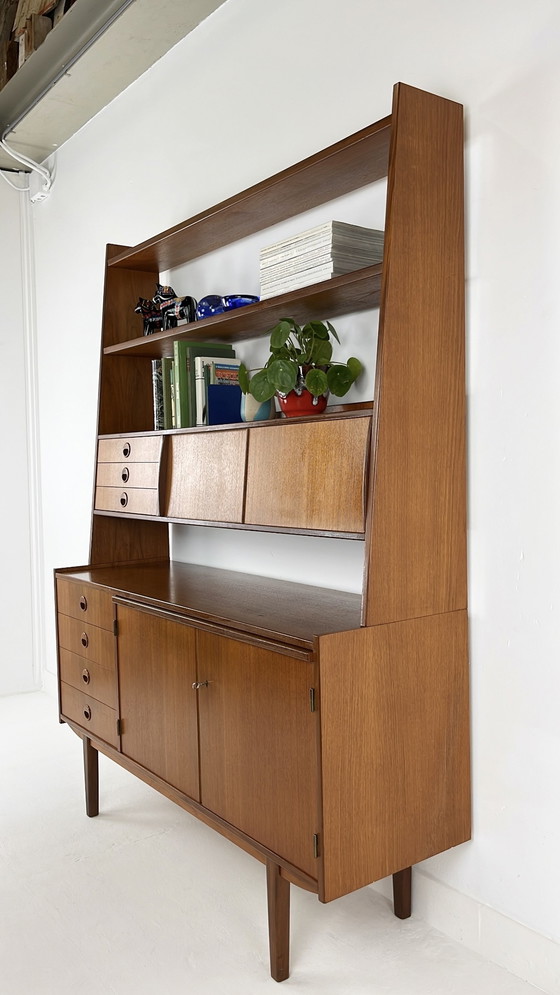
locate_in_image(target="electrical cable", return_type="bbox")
[0,135,53,200]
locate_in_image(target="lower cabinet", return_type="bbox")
[56,573,470,983]
[115,602,319,879]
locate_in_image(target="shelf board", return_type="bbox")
[58,560,363,649]
[96,402,373,437]
[108,117,392,272]
[104,265,383,358]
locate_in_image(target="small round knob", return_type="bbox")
[79,595,88,612]
[82,669,91,685]
[122,442,131,458]
[81,632,89,648]
[121,466,130,483]
[83,705,92,721]
[191,680,209,690]
[120,492,129,507]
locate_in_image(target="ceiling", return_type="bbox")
[0,0,228,172]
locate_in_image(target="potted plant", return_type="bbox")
[239,317,363,417]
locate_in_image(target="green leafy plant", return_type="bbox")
[239,318,363,402]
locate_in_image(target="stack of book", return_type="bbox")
[151,341,242,430]
[259,221,384,300]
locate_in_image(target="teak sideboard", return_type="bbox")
[55,82,470,982]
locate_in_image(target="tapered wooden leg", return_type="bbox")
[83,736,99,817]
[266,860,290,982]
[392,866,412,919]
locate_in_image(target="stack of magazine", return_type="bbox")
[259,221,384,300]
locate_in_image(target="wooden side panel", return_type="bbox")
[245,417,370,533]
[90,247,169,566]
[89,516,168,566]
[196,631,319,879]
[117,604,200,801]
[97,250,158,436]
[364,84,467,625]
[318,612,470,902]
[165,431,247,523]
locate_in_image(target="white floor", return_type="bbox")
[0,692,546,995]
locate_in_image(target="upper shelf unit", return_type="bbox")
[107,116,392,273]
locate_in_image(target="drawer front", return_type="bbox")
[56,578,114,630]
[95,486,160,516]
[96,461,161,489]
[60,682,119,748]
[245,416,371,533]
[57,613,114,665]
[97,436,162,463]
[59,648,117,708]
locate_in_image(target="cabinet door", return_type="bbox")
[117,604,200,800]
[244,416,370,533]
[165,431,247,522]
[196,632,319,878]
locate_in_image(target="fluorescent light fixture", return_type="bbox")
[0,0,137,140]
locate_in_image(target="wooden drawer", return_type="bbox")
[97,436,162,463]
[57,613,114,665]
[95,486,160,516]
[59,648,117,708]
[244,416,371,533]
[56,578,114,630]
[96,461,161,489]
[165,430,247,523]
[60,682,119,748]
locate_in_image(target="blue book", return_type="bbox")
[206,384,243,425]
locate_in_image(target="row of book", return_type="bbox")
[151,340,242,430]
[259,220,384,299]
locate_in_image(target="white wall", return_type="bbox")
[31,0,560,987]
[0,180,35,695]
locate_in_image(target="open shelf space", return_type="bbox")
[104,265,382,358]
[108,118,392,273]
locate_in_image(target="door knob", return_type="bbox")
[192,680,209,690]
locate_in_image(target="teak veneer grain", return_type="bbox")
[62,560,363,649]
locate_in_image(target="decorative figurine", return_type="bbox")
[134,284,197,334]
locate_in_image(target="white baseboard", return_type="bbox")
[372,870,559,993]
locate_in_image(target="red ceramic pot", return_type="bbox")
[276,389,328,417]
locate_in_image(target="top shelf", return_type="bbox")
[108,116,392,273]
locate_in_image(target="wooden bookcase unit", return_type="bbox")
[55,83,469,982]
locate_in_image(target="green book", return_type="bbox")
[173,340,235,428]
[161,358,174,429]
